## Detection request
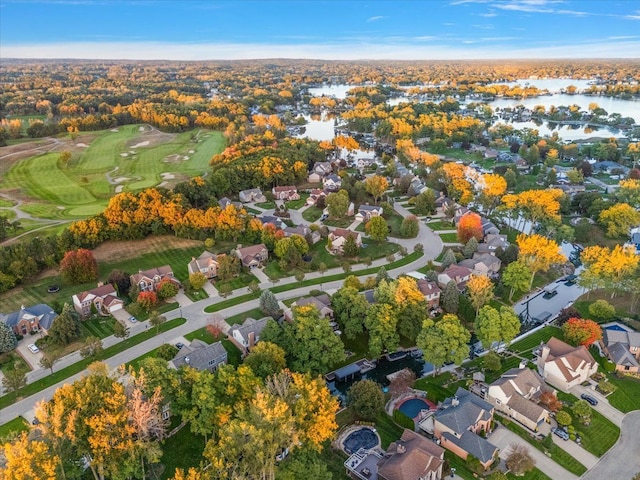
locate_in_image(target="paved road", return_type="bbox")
[569,384,624,427]
[551,432,598,469]
[581,411,640,480]
[489,426,578,480]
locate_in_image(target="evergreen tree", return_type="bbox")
[343,234,359,258]
[442,281,459,314]
[259,289,280,318]
[375,266,389,285]
[0,320,17,353]
[441,248,456,268]
[47,303,80,346]
[463,237,479,258]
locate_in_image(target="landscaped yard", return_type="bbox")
[0,351,30,375]
[214,270,256,292]
[438,232,459,243]
[606,374,640,413]
[509,326,564,359]
[324,217,354,228]
[425,220,454,231]
[0,416,28,440]
[161,423,205,479]
[255,200,276,210]
[414,372,467,403]
[302,205,322,222]
[285,193,309,210]
[80,316,117,339]
[225,307,265,325]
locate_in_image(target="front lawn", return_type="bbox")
[324,217,354,228]
[214,271,256,291]
[302,206,322,222]
[606,374,640,413]
[225,307,265,325]
[255,200,276,209]
[285,193,309,210]
[80,316,117,339]
[0,351,30,375]
[438,232,459,243]
[0,416,29,440]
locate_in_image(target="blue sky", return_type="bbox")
[1,0,640,59]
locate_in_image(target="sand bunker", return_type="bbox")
[115,186,124,193]
[76,143,89,147]
[111,129,119,132]
[130,141,150,148]
[120,153,129,157]
[161,173,175,180]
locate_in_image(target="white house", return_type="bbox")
[537,337,598,392]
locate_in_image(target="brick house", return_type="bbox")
[416,279,441,309]
[272,186,300,201]
[188,251,222,279]
[72,284,124,318]
[0,304,58,336]
[130,266,180,293]
[227,317,269,355]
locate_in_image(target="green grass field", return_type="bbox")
[0,417,29,440]
[438,232,459,243]
[606,374,640,413]
[0,125,225,220]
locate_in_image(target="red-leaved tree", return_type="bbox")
[59,248,98,284]
[457,212,484,243]
[562,317,602,346]
[137,291,158,311]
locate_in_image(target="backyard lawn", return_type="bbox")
[161,423,205,479]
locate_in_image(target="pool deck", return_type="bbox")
[335,424,381,455]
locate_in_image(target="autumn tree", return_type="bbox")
[348,380,385,420]
[400,215,419,238]
[389,369,416,398]
[457,212,483,243]
[366,215,388,241]
[156,278,179,300]
[502,260,532,301]
[137,291,158,311]
[599,203,640,238]
[417,315,470,375]
[517,234,566,289]
[39,349,63,375]
[467,274,494,318]
[588,299,616,321]
[501,189,563,234]
[2,368,26,398]
[365,303,399,357]
[539,390,563,412]
[475,305,521,348]
[80,336,103,359]
[617,179,640,208]
[59,248,98,284]
[149,310,167,334]
[1,432,60,480]
[478,173,507,213]
[188,272,208,291]
[562,317,602,346]
[217,254,240,281]
[244,341,287,379]
[364,175,389,204]
[581,245,639,297]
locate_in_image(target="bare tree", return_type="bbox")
[506,444,535,476]
[389,368,416,399]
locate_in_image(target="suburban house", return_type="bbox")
[1,304,58,336]
[188,251,222,279]
[480,217,500,237]
[434,194,452,212]
[227,317,270,355]
[355,204,384,222]
[284,294,333,322]
[72,284,124,317]
[345,429,445,480]
[602,328,640,373]
[219,197,243,210]
[328,228,362,255]
[416,279,441,309]
[169,339,227,372]
[238,188,266,203]
[437,265,472,290]
[308,161,333,183]
[477,234,509,254]
[536,337,598,391]
[459,254,502,277]
[306,188,326,206]
[130,266,180,293]
[272,186,300,201]
[234,244,268,269]
[409,178,428,196]
[283,225,320,244]
[258,215,286,230]
[432,388,498,470]
[322,173,343,191]
[486,367,550,432]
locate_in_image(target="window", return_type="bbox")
[209,359,215,366]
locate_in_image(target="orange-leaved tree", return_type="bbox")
[59,248,98,284]
[516,234,566,289]
[457,212,483,243]
[562,317,602,346]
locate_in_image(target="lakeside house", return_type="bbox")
[602,328,640,373]
[536,337,598,391]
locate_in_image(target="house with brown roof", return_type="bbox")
[602,328,640,373]
[187,251,222,279]
[536,337,598,392]
[72,284,124,318]
[486,367,550,432]
[432,388,498,470]
[344,429,444,480]
[130,266,180,293]
[328,228,362,255]
[272,186,300,201]
[227,317,270,355]
[284,294,333,322]
[234,244,268,269]
[417,279,441,309]
[308,162,333,183]
[437,265,472,290]
[306,188,326,206]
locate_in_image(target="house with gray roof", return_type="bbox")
[188,251,222,279]
[1,304,58,337]
[603,328,640,373]
[169,339,227,372]
[284,294,333,322]
[434,388,498,470]
[227,317,270,355]
[487,367,550,432]
[238,188,266,203]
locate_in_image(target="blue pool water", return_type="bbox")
[398,398,430,418]
[605,325,627,332]
[343,427,379,454]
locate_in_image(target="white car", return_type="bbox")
[28,344,40,354]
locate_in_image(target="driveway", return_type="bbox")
[15,338,43,370]
[173,291,193,307]
[489,426,578,480]
[582,411,640,480]
[203,281,218,297]
[569,384,624,427]
[111,308,131,324]
[551,433,598,468]
[250,267,271,284]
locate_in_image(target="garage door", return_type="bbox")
[110,303,123,311]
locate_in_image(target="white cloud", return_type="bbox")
[3,39,640,61]
[367,15,385,22]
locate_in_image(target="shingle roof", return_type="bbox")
[543,337,596,382]
[436,388,494,433]
[188,251,218,273]
[378,429,444,480]
[1,304,58,330]
[228,317,269,341]
[442,430,498,463]
[170,340,227,371]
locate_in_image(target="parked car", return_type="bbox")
[581,393,598,406]
[564,274,578,286]
[543,285,559,299]
[175,342,185,350]
[129,316,138,323]
[551,427,569,440]
[28,344,40,354]
[319,213,329,222]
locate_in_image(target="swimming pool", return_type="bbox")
[343,427,379,454]
[397,397,431,418]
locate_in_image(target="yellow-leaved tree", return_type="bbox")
[516,234,566,288]
[501,189,564,233]
[599,203,640,237]
[581,244,639,298]
[467,274,495,318]
[364,175,389,205]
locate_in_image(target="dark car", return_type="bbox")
[47,285,60,293]
[175,342,185,350]
[564,274,578,286]
[551,427,569,440]
[543,289,559,300]
[581,393,598,406]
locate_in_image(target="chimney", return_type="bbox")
[237,244,242,251]
[452,397,459,407]
[397,443,406,454]
[248,331,255,349]
[519,360,527,369]
[97,281,103,287]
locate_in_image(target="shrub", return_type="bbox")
[156,343,179,361]
[589,300,616,322]
[348,380,385,421]
[465,454,484,474]
[392,409,415,430]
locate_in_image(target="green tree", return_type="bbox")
[588,300,616,321]
[400,215,419,238]
[149,310,167,334]
[343,234,359,258]
[463,237,478,258]
[0,320,17,353]
[326,189,350,219]
[502,260,532,302]
[366,216,388,241]
[2,368,26,397]
[365,303,399,357]
[556,410,572,428]
[113,319,130,339]
[572,399,592,425]
[483,351,502,372]
[47,303,80,346]
[189,272,208,291]
[79,336,103,359]
[332,286,370,339]
[157,278,179,300]
[217,254,240,281]
[156,343,179,360]
[259,289,280,318]
[244,341,287,379]
[441,281,459,314]
[475,305,521,348]
[277,448,333,480]
[417,315,470,375]
[414,190,436,215]
[441,248,456,268]
[376,266,390,285]
[348,380,385,421]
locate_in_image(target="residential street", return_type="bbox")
[581,411,640,480]
[569,384,625,427]
[489,426,578,480]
